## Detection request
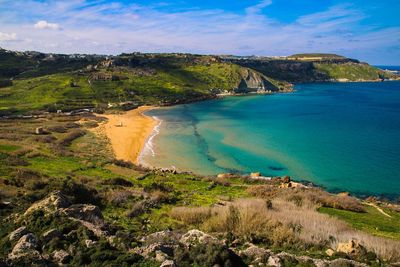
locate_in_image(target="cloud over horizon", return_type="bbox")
[34,20,60,30]
[0,0,399,64]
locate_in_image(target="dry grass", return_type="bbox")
[247,186,365,212]
[171,198,400,261]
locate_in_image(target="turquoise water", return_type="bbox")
[143,82,400,198]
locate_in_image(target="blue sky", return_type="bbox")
[0,0,399,64]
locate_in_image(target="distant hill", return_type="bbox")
[287,53,348,61]
[0,49,398,115]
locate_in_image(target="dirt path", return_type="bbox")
[364,202,392,218]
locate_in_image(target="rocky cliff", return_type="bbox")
[227,55,399,82]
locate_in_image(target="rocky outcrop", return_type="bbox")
[235,68,290,93]
[336,240,367,255]
[42,229,61,242]
[9,226,28,242]
[52,250,71,264]
[8,233,41,260]
[236,243,369,267]
[160,259,176,267]
[179,229,219,247]
[24,190,70,216]
[60,204,110,238]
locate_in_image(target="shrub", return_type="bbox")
[106,190,135,206]
[5,156,29,166]
[47,125,67,133]
[111,159,134,168]
[127,200,148,218]
[173,242,245,267]
[58,130,86,147]
[102,177,134,187]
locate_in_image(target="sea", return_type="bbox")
[141,80,400,198]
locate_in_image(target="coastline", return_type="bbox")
[94,106,158,164]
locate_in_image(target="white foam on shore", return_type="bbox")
[138,116,162,167]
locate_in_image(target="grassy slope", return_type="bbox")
[1,115,399,265]
[0,61,287,114]
[319,206,400,240]
[314,63,395,80]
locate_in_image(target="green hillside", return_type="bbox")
[0,51,291,115]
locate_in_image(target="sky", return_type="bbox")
[0,0,399,64]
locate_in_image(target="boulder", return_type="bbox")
[85,239,97,248]
[52,249,70,264]
[155,250,168,262]
[61,204,104,225]
[134,243,175,258]
[336,240,366,255]
[267,255,282,267]
[24,191,70,216]
[42,229,61,242]
[59,204,110,238]
[141,230,179,243]
[9,226,28,242]
[325,248,335,257]
[217,173,234,179]
[180,230,218,247]
[250,172,261,178]
[160,260,176,267]
[239,243,270,262]
[8,233,40,260]
[35,127,45,135]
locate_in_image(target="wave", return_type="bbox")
[138,116,162,166]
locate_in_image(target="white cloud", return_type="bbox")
[0,32,17,41]
[246,0,273,15]
[0,0,398,64]
[34,20,60,30]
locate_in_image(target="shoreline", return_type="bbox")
[94,106,158,164]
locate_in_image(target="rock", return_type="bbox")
[180,230,218,246]
[9,226,28,242]
[325,248,335,257]
[250,172,261,178]
[52,249,70,264]
[35,127,45,135]
[283,176,291,183]
[61,204,104,225]
[85,239,97,248]
[42,229,61,242]
[160,260,176,267]
[8,233,40,260]
[239,244,270,262]
[141,230,179,243]
[217,173,234,179]
[134,243,175,258]
[267,255,282,267]
[336,240,366,255]
[155,250,168,262]
[60,204,110,238]
[24,191,70,216]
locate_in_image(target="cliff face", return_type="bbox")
[235,68,292,94]
[228,57,398,83]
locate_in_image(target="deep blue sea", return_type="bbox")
[143,81,400,198]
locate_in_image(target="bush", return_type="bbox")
[102,177,134,187]
[144,182,174,193]
[111,159,134,168]
[58,130,86,147]
[174,242,245,267]
[47,125,67,133]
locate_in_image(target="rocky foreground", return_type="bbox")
[3,190,388,266]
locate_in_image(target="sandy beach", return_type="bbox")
[95,106,157,164]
